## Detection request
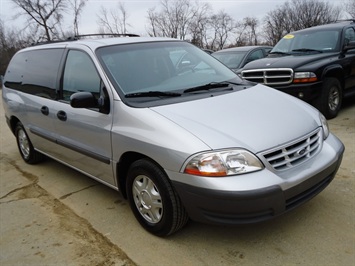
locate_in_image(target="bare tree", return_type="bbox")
[0,19,27,75]
[345,0,355,18]
[234,17,259,46]
[263,0,342,45]
[208,10,236,50]
[188,2,212,48]
[68,0,87,36]
[147,0,195,39]
[290,0,341,29]
[263,7,292,46]
[0,19,12,75]
[11,0,68,41]
[97,2,130,34]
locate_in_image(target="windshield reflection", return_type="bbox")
[271,30,340,54]
[96,41,237,96]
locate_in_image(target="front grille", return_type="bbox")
[241,68,293,85]
[261,128,322,171]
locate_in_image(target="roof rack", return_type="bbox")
[31,33,140,46]
[67,33,140,40]
[31,39,73,46]
[335,19,355,23]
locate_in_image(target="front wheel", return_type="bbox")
[317,78,342,119]
[15,122,45,164]
[126,159,189,236]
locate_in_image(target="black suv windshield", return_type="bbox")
[96,41,238,99]
[271,30,341,54]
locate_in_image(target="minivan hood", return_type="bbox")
[151,84,320,153]
[243,52,336,70]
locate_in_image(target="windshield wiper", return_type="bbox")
[269,51,291,55]
[292,48,323,53]
[183,82,233,93]
[125,91,181,98]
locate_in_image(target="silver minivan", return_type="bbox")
[2,37,344,236]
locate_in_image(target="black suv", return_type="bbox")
[241,20,355,119]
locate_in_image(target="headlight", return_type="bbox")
[320,113,329,139]
[293,72,317,83]
[183,149,264,177]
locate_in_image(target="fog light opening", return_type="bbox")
[298,92,304,98]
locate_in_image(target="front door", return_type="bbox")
[50,49,115,186]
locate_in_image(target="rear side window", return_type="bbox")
[4,48,64,100]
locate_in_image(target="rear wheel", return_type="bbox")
[15,122,45,164]
[317,78,342,119]
[126,159,189,236]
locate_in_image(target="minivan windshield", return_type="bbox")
[271,30,340,54]
[96,41,238,100]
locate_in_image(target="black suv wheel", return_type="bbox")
[318,78,343,119]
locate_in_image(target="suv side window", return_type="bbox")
[4,49,63,99]
[62,50,101,101]
[344,27,355,45]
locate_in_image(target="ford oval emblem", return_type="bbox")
[297,148,306,156]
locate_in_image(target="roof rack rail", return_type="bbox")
[68,33,140,40]
[31,39,74,46]
[31,33,140,46]
[335,19,355,23]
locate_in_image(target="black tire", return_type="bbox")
[317,78,343,119]
[15,122,45,164]
[126,159,189,236]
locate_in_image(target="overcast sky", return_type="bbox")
[0,0,345,36]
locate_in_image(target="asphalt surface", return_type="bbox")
[0,91,354,266]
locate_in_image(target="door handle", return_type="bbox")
[41,106,49,115]
[57,110,67,121]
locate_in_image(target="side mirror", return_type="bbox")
[70,92,98,108]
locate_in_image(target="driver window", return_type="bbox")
[62,50,101,101]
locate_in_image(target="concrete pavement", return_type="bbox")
[1,92,354,266]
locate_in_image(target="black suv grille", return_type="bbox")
[261,128,322,171]
[241,68,293,85]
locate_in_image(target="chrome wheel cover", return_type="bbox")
[132,175,163,224]
[18,129,30,159]
[328,86,340,111]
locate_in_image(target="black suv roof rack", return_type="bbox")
[335,19,355,23]
[31,33,140,46]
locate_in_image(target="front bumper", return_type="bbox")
[272,81,323,104]
[170,135,344,225]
